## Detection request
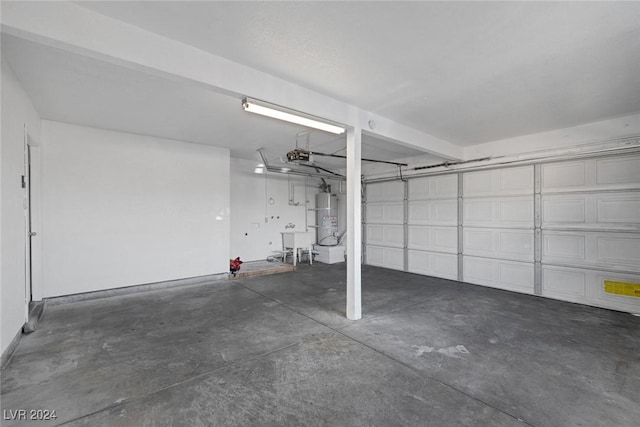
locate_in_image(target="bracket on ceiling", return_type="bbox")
[258,149,346,180]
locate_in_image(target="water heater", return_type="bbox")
[316,193,338,246]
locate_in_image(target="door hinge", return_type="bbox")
[21,175,26,189]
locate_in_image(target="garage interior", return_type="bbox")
[1,2,639,426]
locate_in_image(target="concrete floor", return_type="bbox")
[1,263,639,426]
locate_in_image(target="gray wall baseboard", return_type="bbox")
[45,273,228,306]
[2,274,228,368]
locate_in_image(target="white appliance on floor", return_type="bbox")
[314,244,345,264]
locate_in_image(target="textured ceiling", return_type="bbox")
[2,34,433,164]
[2,1,639,164]
[74,1,640,145]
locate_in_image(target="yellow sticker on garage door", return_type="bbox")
[604,280,640,298]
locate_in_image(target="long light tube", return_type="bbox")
[242,97,345,134]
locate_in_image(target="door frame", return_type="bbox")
[24,124,31,321]
[24,125,43,323]
[29,142,42,302]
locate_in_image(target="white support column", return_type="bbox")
[346,126,362,320]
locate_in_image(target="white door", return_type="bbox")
[23,127,43,322]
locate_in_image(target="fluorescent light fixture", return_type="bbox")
[242,97,345,134]
[254,162,265,174]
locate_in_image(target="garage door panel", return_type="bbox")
[542,161,586,192]
[597,195,640,226]
[366,204,385,223]
[387,248,405,270]
[463,166,533,197]
[542,266,587,298]
[408,175,458,200]
[463,197,534,228]
[542,192,640,230]
[542,154,640,193]
[463,256,534,294]
[366,245,404,271]
[463,200,493,222]
[463,170,494,196]
[366,202,404,224]
[463,228,534,261]
[596,156,640,187]
[366,181,405,202]
[408,200,457,225]
[542,265,640,313]
[501,199,534,223]
[597,236,640,268]
[542,196,585,224]
[542,232,586,262]
[367,225,384,244]
[542,231,640,273]
[408,226,457,253]
[366,245,385,266]
[499,166,534,193]
[366,225,403,248]
[500,262,534,290]
[408,250,458,280]
[464,255,493,279]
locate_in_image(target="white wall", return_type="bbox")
[1,55,42,356]
[230,158,319,261]
[40,121,230,297]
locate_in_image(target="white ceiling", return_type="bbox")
[3,1,640,162]
[1,34,432,165]
[0,34,327,161]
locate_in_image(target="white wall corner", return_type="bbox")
[1,52,42,355]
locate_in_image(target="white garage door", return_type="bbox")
[363,152,640,313]
[407,175,458,280]
[461,166,535,294]
[540,154,640,313]
[364,180,405,271]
